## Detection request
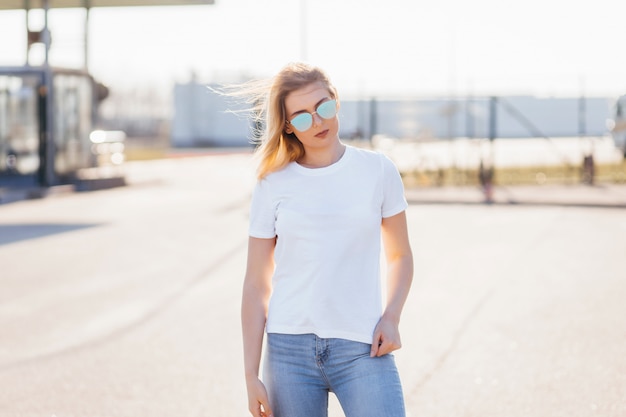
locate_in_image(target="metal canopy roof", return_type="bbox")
[0,0,214,10]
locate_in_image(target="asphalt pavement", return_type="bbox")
[0,153,625,417]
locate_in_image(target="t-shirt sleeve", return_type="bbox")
[381,154,409,218]
[249,179,277,238]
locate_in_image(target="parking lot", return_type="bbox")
[0,153,624,417]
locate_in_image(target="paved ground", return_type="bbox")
[404,183,626,208]
[0,153,625,417]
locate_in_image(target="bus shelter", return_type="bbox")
[0,0,214,189]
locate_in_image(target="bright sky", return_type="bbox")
[1,0,625,98]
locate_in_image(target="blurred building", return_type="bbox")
[170,80,612,147]
[171,79,251,147]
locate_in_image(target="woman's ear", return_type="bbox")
[284,122,293,134]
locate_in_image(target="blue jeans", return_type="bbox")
[264,333,406,417]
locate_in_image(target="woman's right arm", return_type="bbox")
[242,236,276,417]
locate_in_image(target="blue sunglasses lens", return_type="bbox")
[290,113,313,132]
[289,99,337,132]
[317,99,337,119]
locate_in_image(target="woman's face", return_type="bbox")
[283,81,340,151]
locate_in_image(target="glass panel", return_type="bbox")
[53,73,94,176]
[0,75,40,176]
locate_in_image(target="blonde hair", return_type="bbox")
[239,63,338,179]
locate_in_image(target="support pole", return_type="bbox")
[465,95,475,139]
[84,0,91,71]
[484,96,497,201]
[43,0,50,66]
[488,96,497,142]
[25,0,30,66]
[579,80,594,185]
[578,94,586,137]
[369,97,377,145]
[42,0,56,186]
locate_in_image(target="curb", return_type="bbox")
[0,178,125,206]
[405,185,626,209]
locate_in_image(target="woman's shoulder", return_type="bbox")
[346,145,402,182]
[347,144,392,165]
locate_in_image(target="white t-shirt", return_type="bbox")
[248,145,408,344]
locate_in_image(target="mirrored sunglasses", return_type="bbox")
[288,99,338,132]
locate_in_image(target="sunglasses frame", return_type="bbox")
[287,99,338,132]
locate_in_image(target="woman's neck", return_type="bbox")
[298,141,346,168]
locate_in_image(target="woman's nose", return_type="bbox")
[312,112,323,126]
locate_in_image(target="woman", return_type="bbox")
[241,62,413,417]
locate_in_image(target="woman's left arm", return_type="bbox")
[371,210,414,357]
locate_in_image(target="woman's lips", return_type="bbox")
[315,129,329,138]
